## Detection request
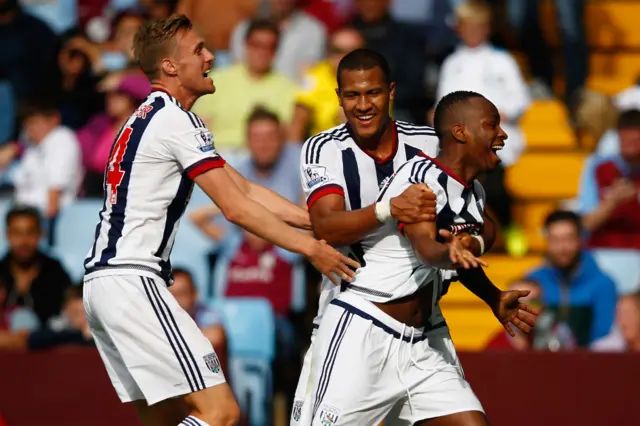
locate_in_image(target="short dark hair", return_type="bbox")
[19,96,59,121]
[172,267,196,289]
[433,90,485,139]
[617,109,640,130]
[544,209,583,234]
[245,18,280,42]
[336,48,391,89]
[5,205,42,230]
[247,105,280,127]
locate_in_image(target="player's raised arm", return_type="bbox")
[301,140,437,246]
[223,162,312,230]
[194,167,359,284]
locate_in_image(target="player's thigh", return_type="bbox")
[309,305,397,426]
[132,398,187,426]
[86,275,227,405]
[415,410,489,426]
[182,382,240,424]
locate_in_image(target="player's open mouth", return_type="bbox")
[491,144,504,154]
[203,69,211,78]
[356,114,375,124]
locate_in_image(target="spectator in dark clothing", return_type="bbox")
[0,0,59,138]
[0,284,93,350]
[0,206,72,326]
[349,0,427,122]
[520,210,617,349]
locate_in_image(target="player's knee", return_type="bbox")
[198,397,240,426]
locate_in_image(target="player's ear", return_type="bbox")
[388,82,396,102]
[161,58,178,77]
[451,123,466,143]
[335,88,343,107]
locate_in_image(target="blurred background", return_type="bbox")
[0,0,639,425]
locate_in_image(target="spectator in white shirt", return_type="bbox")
[435,0,531,255]
[230,0,327,83]
[12,98,83,222]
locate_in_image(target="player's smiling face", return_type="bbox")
[174,29,215,96]
[464,97,507,172]
[336,67,395,139]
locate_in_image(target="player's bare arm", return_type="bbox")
[310,183,437,246]
[195,167,359,284]
[403,220,487,270]
[223,163,311,230]
[455,267,540,336]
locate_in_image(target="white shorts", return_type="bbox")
[307,291,483,426]
[291,333,316,425]
[83,274,226,405]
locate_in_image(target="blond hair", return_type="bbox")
[455,0,491,25]
[133,13,193,80]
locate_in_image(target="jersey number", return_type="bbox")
[106,127,133,204]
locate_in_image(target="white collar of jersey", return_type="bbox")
[150,89,183,109]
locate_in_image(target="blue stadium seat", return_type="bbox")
[0,197,13,255]
[171,216,215,295]
[53,200,104,282]
[210,297,276,426]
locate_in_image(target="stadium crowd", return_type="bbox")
[0,0,639,424]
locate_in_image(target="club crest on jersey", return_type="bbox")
[304,165,329,188]
[319,405,340,426]
[195,130,215,152]
[135,104,153,119]
[203,352,221,373]
[292,400,303,422]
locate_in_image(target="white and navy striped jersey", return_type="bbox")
[300,120,439,329]
[348,153,486,329]
[84,90,225,284]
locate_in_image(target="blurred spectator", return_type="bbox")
[580,110,640,250]
[574,89,618,153]
[502,0,587,103]
[230,0,327,83]
[169,267,228,375]
[0,206,72,327]
[436,0,530,255]
[288,26,364,142]
[0,0,59,140]
[301,0,349,34]
[522,210,617,349]
[485,280,541,351]
[9,97,83,220]
[349,0,427,122]
[0,284,93,350]
[591,291,640,352]
[77,72,150,196]
[177,0,260,52]
[192,19,296,160]
[56,31,105,130]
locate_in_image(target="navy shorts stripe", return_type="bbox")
[141,277,196,392]
[148,279,206,389]
[313,311,352,418]
[181,416,200,426]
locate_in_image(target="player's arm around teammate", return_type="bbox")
[194,168,359,285]
[223,162,312,230]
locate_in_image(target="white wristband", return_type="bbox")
[374,200,392,223]
[473,235,485,255]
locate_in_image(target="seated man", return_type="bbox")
[168,267,229,376]
[0,284,93,350]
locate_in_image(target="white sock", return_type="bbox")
[179,415,210,426]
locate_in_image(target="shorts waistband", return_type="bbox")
[84,264,171,285]
[331,291,447,344]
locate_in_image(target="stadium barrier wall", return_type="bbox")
[0,348,637,426]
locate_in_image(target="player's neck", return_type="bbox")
[353,119,394,156]
[150,81,199,111]
[436,150,479,185]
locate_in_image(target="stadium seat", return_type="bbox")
[53,200,104,282]
[505,152,587,200]
[210,297,276,426]
[513,202,558,252]
[171,216,215,296]
[0,197,11,255]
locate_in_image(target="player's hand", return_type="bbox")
[441,230,482,257]
[390,184,437,224]
[492,290,540,337]
[308,239,360,286]
[440,229,487,269]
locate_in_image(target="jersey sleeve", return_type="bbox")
[162,117,226,180]
[300,136,345,208]
[472,180,486,211]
